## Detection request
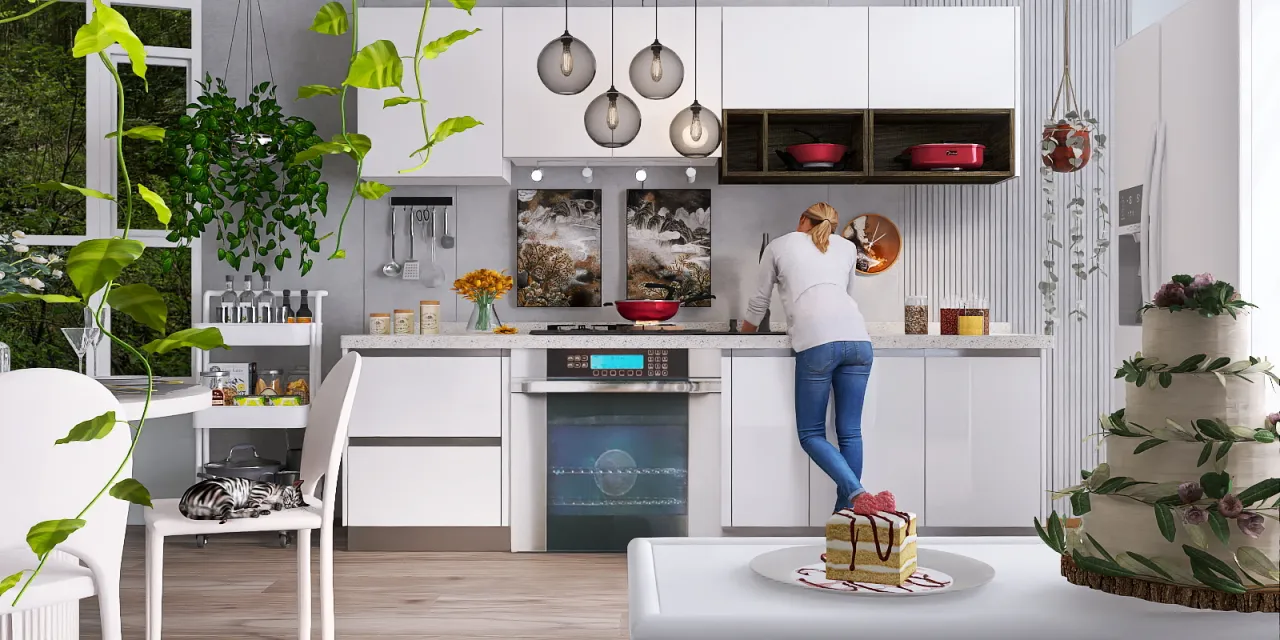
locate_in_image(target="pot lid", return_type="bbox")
[206,444,281,471]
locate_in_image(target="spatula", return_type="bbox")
[401,207,421,280]
[423,207,445,288]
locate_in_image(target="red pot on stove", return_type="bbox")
[903,143,986,170]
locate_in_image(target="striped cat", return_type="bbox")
[179,477,308,524]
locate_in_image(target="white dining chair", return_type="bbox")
[144,352,361,640]
[0,368,132,640]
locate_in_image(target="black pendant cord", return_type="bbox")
[609,0,615,86]
[691,0,698,101]
[654,0,659,41]
[563,0,569,33]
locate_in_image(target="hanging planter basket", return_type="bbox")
[1041,4,1092,174]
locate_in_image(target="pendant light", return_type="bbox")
[628,0,683,100]
[538,0,596,95]
[669,0,719,157]
[585,0,641,148]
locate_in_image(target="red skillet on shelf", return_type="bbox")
[605,283,716,323]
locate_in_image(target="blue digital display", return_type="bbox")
[590,354,644,370]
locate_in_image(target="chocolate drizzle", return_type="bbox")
[797,565,952,593]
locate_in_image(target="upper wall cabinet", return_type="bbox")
[611,7,722,159]
[504,8,612,162]
[722,8,869,110]
[868,8,1019,109]
[357,8,508,185]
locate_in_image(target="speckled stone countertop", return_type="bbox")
[341,322,1053,351]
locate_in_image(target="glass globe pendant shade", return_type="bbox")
[628,41,683,100]
[585,86,642,148]
[669,100,720,157]
[538,32,596,95]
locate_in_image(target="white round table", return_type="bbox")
[99,377,212,421]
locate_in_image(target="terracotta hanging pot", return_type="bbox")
[1041,122,1092,173]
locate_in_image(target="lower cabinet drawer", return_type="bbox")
[346,445,502,527]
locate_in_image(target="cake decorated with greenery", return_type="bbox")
[1036,274,1280,612]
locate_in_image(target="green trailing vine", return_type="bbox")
[0,0,228,603]
[1115,353,1280,389]
[295,0,481,260]
[164,76,328,276]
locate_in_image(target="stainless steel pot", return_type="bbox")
[202,444,282,482]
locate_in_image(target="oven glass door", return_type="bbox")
[546,393,688,552]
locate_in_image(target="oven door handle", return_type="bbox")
[513,379,721,394]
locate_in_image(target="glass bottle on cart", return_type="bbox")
[237,275,256,323]
[255,275,276,323]
[295,289,313,323]
[219,275,237,322]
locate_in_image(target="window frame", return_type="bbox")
[21,0,203,378]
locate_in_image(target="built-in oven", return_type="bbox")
[509,348,723,552]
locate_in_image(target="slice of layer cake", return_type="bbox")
[825,492,918,586]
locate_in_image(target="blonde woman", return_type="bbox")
[741,203,874,512]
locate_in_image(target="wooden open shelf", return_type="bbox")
[720,108,1015,185]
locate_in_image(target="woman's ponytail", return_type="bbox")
[802,202,839,253]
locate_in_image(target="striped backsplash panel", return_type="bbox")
[903,0,1130,518]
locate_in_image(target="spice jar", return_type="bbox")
[369,313,390,335]
[286,367,310,405]
[199,370,232,406]
[255,369,284,396]
[972,297,990,335]
[393,309,415,335]
[940,297,962,336]
[904,296,929,335]
[419,300,440,335]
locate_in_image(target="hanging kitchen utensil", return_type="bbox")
[381,206,402,277]
[1042,0,1092,173]
[758,233,771,330]
[402,207,421,280]
[439,205,456,250]
[423,207,445,288]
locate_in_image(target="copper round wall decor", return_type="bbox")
[841,214,901,275]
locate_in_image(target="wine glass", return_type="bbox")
[61,308,102,375]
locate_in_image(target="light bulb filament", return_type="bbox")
[560,40,574,77]
[650,46,664,83]
[606,96,620,130]
[689,111,703,142]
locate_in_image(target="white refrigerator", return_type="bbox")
[1112,0,1278,406]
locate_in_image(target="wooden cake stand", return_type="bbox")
[1060,555,1279,613]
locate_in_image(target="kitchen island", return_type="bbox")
[339,324,1051,552]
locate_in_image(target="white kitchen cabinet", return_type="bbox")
[348,357,502,438]
[503,7,613,162]
[357,8,508,184]
[808,356,926,526]
[868,8,1019,109]
[730,356,809,527]
[346,445,502,526]
[924,356,1041,528]
[610,7,721,159]
[722,8,869,110]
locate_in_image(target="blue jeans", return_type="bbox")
[794,341,874,513]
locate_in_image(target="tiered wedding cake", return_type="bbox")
[1038,274,1279,612]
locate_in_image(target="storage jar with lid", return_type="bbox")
[419,300,440,335]
[255,369,284,396]
[199,370,232,406]
[286,367,310,405]
[904,296,929,335]
[369,313,390,335]
[393,309,415,335]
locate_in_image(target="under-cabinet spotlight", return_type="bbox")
[582,167,593,183]
[531,167,544,182]
[635,168,647,182]
[685,166,697,183]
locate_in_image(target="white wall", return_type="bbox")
[1131,0,1192,34]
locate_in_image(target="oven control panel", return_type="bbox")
[548,349,688,379]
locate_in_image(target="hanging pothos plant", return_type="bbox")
[1037,0,1110,335]
[296,0,481,260]
[164,76,328,276]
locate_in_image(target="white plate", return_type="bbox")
[750,545,995,597]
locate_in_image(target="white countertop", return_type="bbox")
[341,322,1052,351]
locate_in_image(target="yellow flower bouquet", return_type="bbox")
[453,269,513,332]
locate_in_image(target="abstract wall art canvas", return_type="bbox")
[515,189,603,307]
[625,189,712,306]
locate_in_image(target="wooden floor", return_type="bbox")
[83,527,630,639]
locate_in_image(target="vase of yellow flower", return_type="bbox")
[453,269,514,333]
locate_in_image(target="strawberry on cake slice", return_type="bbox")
[824,491,918,585]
